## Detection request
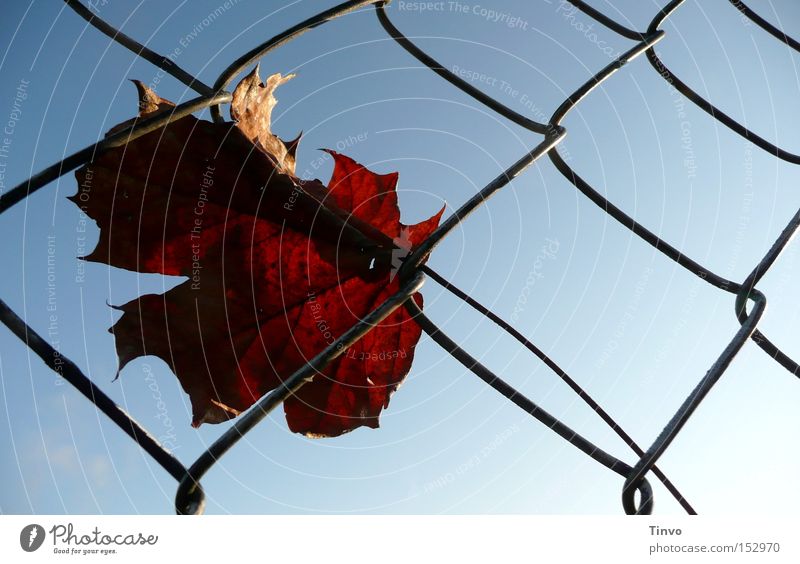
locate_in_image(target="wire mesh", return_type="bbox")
[0,0,797,515]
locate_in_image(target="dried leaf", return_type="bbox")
[70,68,443,437]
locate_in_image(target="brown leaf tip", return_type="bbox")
[130,79,174,115]
[231,65,300,174]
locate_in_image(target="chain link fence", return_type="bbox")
[0,0,797,515]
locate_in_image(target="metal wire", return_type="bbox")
[0,0,798,515]
[175,272,426,515]
[375,4,552,135]
[421,266,695,515]
[209,0,384,123]
[405,297,655,515]
[0,91,232,215]
[622,289,767,514]
[0,299,188,481]
[727,0,800,52]
[63,0,214,95]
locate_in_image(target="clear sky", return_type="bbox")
[1,0,799,515]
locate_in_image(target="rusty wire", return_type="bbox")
[0,0,797,515]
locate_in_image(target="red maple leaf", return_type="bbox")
[70,67,443,437]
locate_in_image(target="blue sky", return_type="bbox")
[1,0,799,514]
